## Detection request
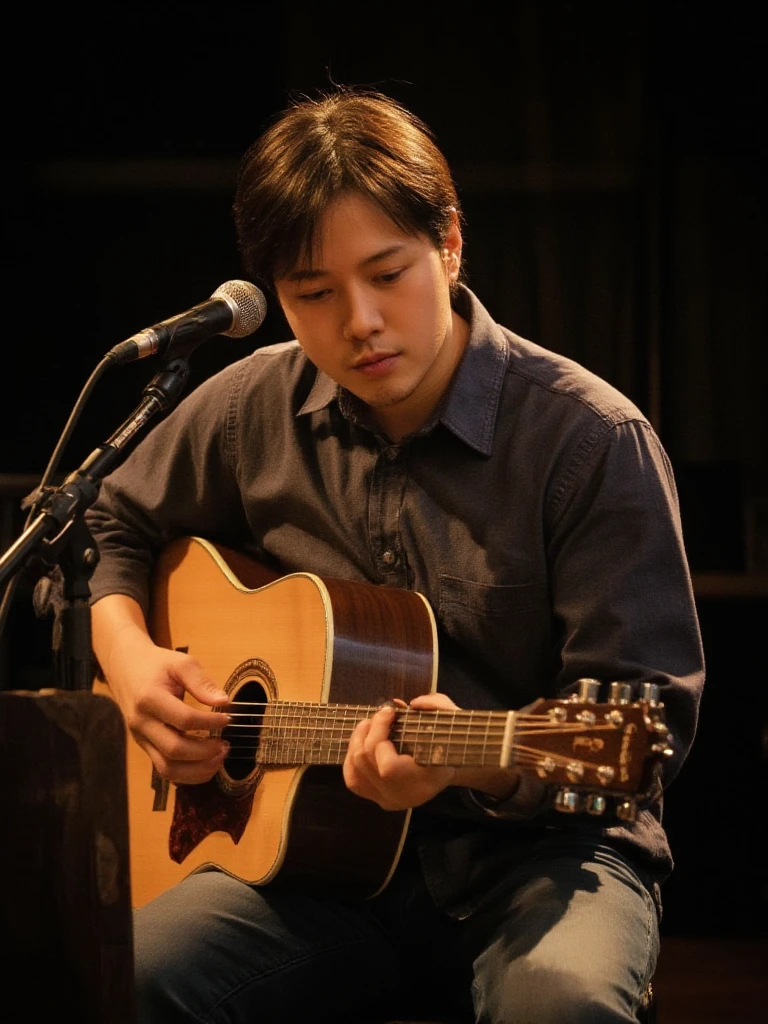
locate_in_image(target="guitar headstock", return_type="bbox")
[519,680,672,821]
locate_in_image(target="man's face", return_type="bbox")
[275,192,467,440]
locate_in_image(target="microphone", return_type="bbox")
[107,280,267,365]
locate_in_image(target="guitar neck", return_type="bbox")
[224,697,660,796]
[253,703,515,769]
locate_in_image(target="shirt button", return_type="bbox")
[384,446,400,460]
[381,550,396,566]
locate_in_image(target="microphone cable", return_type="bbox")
[0,278,267,651]
[0,352,115,646]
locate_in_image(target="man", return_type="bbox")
[87,87,704,1023]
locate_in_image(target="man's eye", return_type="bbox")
[377,269,404,284]
[298,288,330,302]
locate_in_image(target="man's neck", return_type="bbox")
[372,310,470,442]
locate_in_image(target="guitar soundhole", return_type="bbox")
[223,678,267,782]
[217,658,278,797]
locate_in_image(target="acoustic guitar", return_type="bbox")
[94,535,671,906]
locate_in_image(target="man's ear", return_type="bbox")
[442,207,463,283]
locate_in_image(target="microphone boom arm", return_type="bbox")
[0,358,191,690]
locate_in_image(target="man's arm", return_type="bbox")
[92,593,231,784]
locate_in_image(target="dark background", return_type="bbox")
[2,1,766,947]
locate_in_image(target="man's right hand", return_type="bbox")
[91,594,231,784]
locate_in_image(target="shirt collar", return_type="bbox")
[297,285,509,456]
[298,367,338,415]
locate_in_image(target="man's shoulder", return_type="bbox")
[198,339,311,396]
[239,338,306,375]
[499,327,647,428]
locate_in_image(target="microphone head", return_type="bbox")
[212,280,267,338]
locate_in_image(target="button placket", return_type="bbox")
[368,445,408,585]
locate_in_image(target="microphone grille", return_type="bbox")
[212,280,268,338]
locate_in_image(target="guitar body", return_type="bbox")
[102,536,438,906]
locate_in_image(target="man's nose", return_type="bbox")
[342,285,384,341]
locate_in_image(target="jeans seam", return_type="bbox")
[634,883,658,1014]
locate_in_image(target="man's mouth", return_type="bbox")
[351,353,400,376]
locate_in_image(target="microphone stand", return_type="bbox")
[0,357,191,690]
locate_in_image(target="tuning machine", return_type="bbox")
[608,681,632,704]
[554,788,584,814]
[575,678,601,703]
[555,790,608,816]
[584,793,607,816]
[615,798,638,822]
[640,682,661,705]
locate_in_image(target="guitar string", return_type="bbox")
[210,702,636,769]
[221,706,615,723]
[219,746,612,778]
[221,718,624,736]
[219,702,638,726]
[218,700,635,715]
[218,722,623,763]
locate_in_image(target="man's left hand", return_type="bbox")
[343,692,458,810]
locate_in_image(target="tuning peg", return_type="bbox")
[596,765,616,785]
[554,789,584,814]
[651,743,675,758]
[615,798,637,822]
[640,682,661,705]
[608,682,632,704]
[576,678,601,703]
[585,793,607,816]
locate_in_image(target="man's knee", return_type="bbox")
[474,953,640,1023]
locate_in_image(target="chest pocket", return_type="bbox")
[437,574,551,684]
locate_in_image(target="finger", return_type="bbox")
[363,705,396,753]
[408,692,459,711]
[138,717,229,763]
[343,731,380,798]
[158,748,228,785]
[346,716,372,759]
[373,736,409,779]
[169,657,229,708]
[136,685,231,736]
[136,728,229,785]
[342,748,367,792]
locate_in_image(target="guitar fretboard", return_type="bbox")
[252,703,515,768]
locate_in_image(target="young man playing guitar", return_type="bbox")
[86,87,704,1023]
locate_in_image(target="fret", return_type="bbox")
[328,704,343,764]
[288,702,299,764]
[461,709,472,766]
[304,705,313,762]
[481,709,491,767]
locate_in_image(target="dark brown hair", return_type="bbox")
[233,87,462,291]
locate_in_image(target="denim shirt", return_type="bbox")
[85,285,704,913]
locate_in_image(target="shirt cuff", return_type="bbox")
[463,773,552,821]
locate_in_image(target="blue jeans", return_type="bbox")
[134,833,659,1023]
